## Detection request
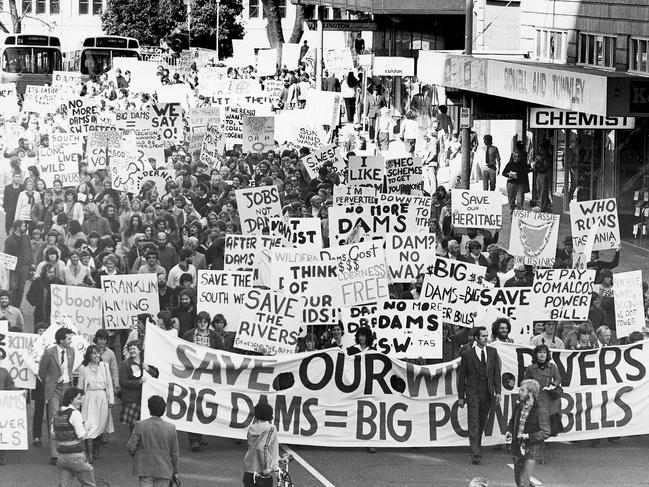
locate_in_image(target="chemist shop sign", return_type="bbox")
[528,108,635,129]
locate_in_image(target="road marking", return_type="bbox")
[283,445,337,487]
[507,463,543,486]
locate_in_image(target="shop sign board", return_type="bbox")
[528,108,635,129]
[373,57,415,77]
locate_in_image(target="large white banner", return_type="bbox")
[0,391,28,450]
[143,325,649,446]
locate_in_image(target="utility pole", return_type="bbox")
[215,0,221,60]
[461,0,474,190]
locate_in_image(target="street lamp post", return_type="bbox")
[215,0,221,60]
[461,0,474,190]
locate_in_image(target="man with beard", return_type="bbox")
[171,288,196,336]
[491,318,514,343]
[4,219,34,307]
[156,232,177,274]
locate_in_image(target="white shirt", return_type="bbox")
[167,263,197,289]
[57,345,71,383]
[474,343,487,366]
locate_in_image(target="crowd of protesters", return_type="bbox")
[0,46,648,487]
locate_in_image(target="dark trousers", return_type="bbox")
[513,456,535,487]
[536,172,551,211]
[344,98,356,123]
[243,472,273,487]
[9,264,30,308]
[482,167,497,191]
[33,398,46,439]
[467,392,492,458]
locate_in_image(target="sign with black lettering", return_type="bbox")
[569,198,620,251]
[236,185,283,235]
[451,189,502,229]
[528,108,635,129]
[528,268,595,321]
[348,155,384,191]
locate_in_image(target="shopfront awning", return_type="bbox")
[417,51,649,118]
[291,0,465,15]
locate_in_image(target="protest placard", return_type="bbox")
[333,185,377,206]
[569,198,620,251]
[232,40,257,67]
[301,144,346,181]
[50,133,83,154]
[323,48,354,76]
[294,125,327,151]
[613,271,645,338]
[188,107,221,130]
[109,134,146,193]
[200,124,221,165]
[20,317,88,375]
[420,256,488,328]
[198,76,261,97]
[64,97,102,133]
[142,324,649,446]
[451,189,502,230]
[279,258,340,327]
[269,247,321,290]
[115,110,152,131]
[385,156,423,194]
[222,105,257,147]
[263,79,284,103]
[528,268,595,321]
[52,71,83,96]
[348,155,384,191]
[320,241,389,307]
[304,90,342,127]
[234,288,303,355]
[0,83,19,118]
[136,170,174,197]
[242,115,274,153]
[0,252,17,271]
[23,85,60,113]
[100,274,159,329]
[197,270,254,327]
[157,84,193,109]
[0,391,28,450]
[384,233,436,282]
[269,217,323,251]
[149,103,183,145]
[339,303,378,335]
[236,185,283,235]
[282,42,302,69]
[0,332,38,388]
[328,194,431,246]
[85,131,120,172]
[257,48,278,76]
[50,285,103,342]
[37,146,81,188]
[224,234,282,286]
[509,210,560,267]
[363,300,442,358]
[111,58,161,93]
[474,287,533,343]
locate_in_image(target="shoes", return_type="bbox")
[50,457,57,466]
[33,438,41,447]
[539,459,546,465]
[190,441,201,452]
[471,456,480,465]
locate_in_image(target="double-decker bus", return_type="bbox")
[0,33,62,92]
[63,36,140,77]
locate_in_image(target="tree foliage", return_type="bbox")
[102,0,244,58]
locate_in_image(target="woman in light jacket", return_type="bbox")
[15,178,41,228]
[243,401,279,487]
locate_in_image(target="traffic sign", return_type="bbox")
[305,20,378,31]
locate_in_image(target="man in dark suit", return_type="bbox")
[38,327,76,464]
[457,326,502,464]
[127,395,179,486]
[322,70,341,92]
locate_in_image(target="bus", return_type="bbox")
[64,36,140,77]
[0,33,62,92]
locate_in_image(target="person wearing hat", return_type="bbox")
[504,263,532,287]
[555,236,573,264]
[243,401,280,487]
[127,395,179,487]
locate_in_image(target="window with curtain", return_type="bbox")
[50,0,60,14]
[35,0,46,13]
[92,0,102,15]
[79,0,89,14]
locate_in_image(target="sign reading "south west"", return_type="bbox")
[528,108,635,129]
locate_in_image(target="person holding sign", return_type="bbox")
[457,327,501,465]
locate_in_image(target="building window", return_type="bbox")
[630,37,649,74]
[92,0,101,15]
[248,0,259,18]
[79,0,88,14]
[535,29,567,62]
[35,0,45,13]
[578,33,616,68]
[22,0,31,13]
[50,0,59,13]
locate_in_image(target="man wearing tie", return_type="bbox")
[39,327,76,465]
[457,326,502,465]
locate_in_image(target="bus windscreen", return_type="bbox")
[1,47,61,74]
[80,49,138,75]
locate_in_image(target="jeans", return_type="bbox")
[482,167,497,191]
[139,477,171,487]
[467,393,492,458]
[243,472,273,487]
[48,382,71,457]
[9,264,30,308]
[513,456,535,487]
[57,452,96,487]
[536,172,551,211]
[506,181,524,214]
